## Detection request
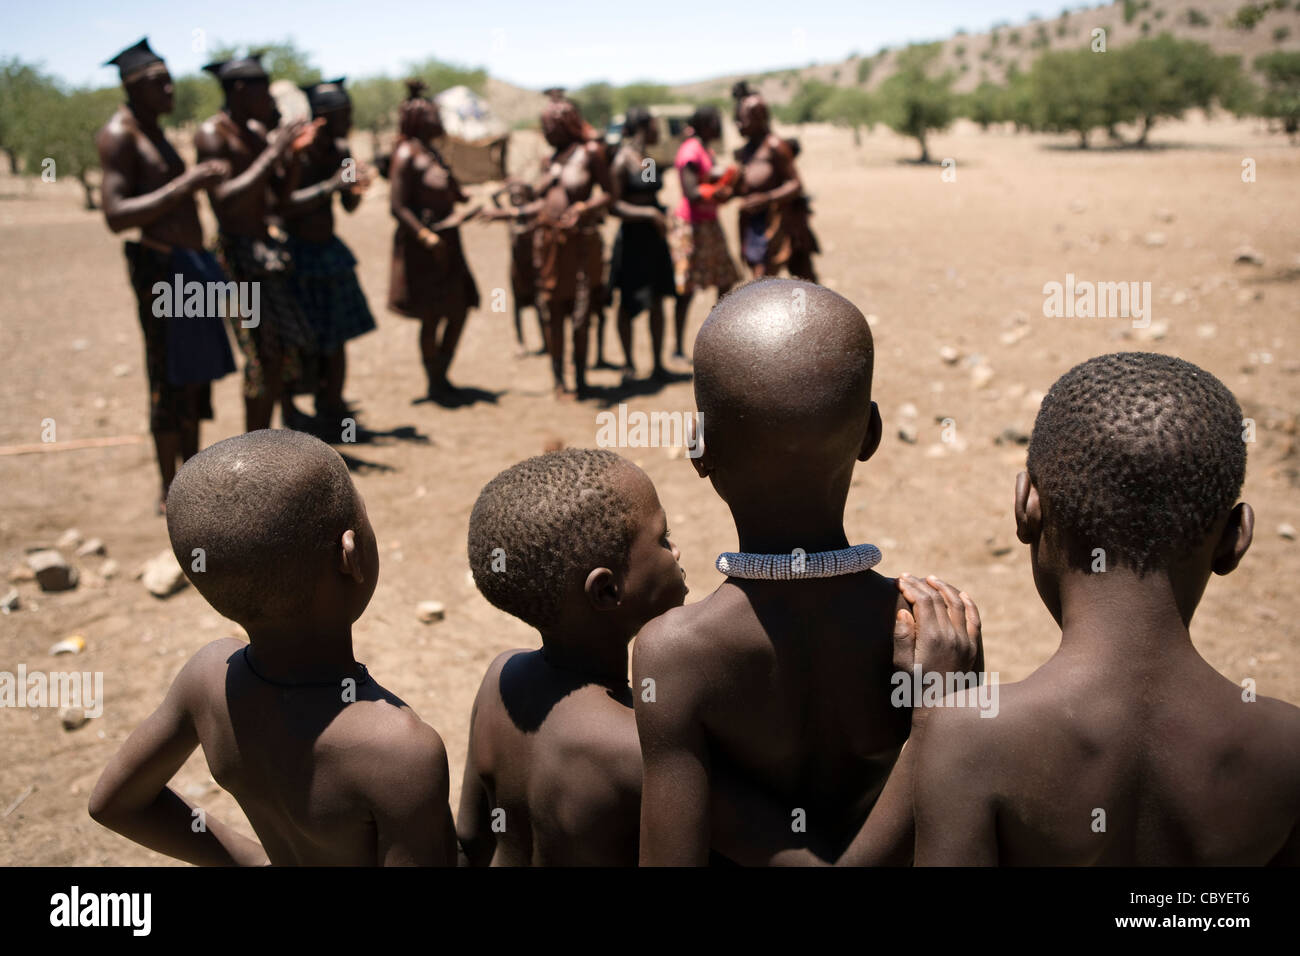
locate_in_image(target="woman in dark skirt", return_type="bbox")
[387,82,481,402]
[609,107,676,381]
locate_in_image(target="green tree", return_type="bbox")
[964,80,1003,130]
[876,44,955,161]
[349,75,404,157]
[1113,37,1246,145]
[572,81,614,130]
[1255,50,1300,137]
[816,87,873,144]
[0,58,56,172]
[207,40,322,85]
[21,85,119,208]
[166,73,222,128]
[1029,48,1113,147]
[774,79,834,124]
[406,57,487,95]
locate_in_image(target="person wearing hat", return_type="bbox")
[194,52,320,432]
[96,37,237,511]
[280,78,375,426]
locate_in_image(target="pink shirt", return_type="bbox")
[675,137,718,223]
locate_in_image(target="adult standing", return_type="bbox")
[608,107,675,381]
[96,38,235,509]
[195,53,318,432]
[668,105,739,362]
[731,82,819,282]
[282,78,375,427]
[387,82,482,403]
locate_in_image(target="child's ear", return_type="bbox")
[1211,502,1254,576]
[583,567,621,610]
[1014,471,1042,545]
[687,414,711,479]
[339,529,365,584]
[858,401,883,462]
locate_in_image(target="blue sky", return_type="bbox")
[6,0,1086,89]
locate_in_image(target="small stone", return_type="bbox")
[57,529,81,549]
[1134,320,1169,342]
[1279,523,1297,541]
[1153,208,1174,223]
[995,426,1031,446]
[1236,288,1263,304]
[71,338,89,352]
[50,635,87,658]
[112,363,130,377]
[939,345,961,365]
[542,437,564,453]
[898,403,918,420]
[140,549,187,598]
[8,566,36,584]
[1171,290,1188,306]
[59,707,89,732]
[986,537,1014,557]
[898,423,919,444]
[970,365,995,390]
[865,314,880,327]
[75,538,106,558]
[1069,198,1087,213]
[99,559,119,579]
[26,550,78,592]
[417,601,446,624]
[1,589,18,614]
[1143,231,1166,248]
[1233,247,1264,267]
[999,326,1030,346]
[1197,324,1217,339]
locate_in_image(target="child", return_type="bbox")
[912,352,1300,865]
[89,430,456,865]
[458,449,688,865]
[488,179,547,357]
[633,277,982,865]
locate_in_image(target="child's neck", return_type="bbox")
[729,501,851,556]
[244,621,358,684]
[540,632,629,688]
[1055,568,1198,670]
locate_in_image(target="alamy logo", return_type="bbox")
[595,404,703,458]
[0,666,103,717]
[49,886,151,936]
[152,274,260,328]
[1042,273,1151,328]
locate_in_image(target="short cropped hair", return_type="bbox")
[165,430,360,624]
[1026,352,1246,574]
[467,449,639,633]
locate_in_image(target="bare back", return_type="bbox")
[915,647,1300,865]
[460,650,641,866]
[636,571,910,861]
[184,639,454,866]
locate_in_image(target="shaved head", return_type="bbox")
[693,278,876,484]
[166,430,362,626]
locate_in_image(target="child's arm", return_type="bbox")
[912,706,998,865]
[632,623,712,866]
[88,645,268,866]
[455,696,496,867]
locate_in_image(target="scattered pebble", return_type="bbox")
[26,550,78,592]
[995,426,1031,446]
[1197,324,1217,339]
[417,601,446,624]
[1236,288,1263,304]
[1143,231,1166,248]
[49,635,86,656]
[1233,247,1264,267]
[1133,320,1169,342]
[139,549,187,598]
[898,403,918,420]
[970,364,995,390]
[1,589,18,614]
[939,345,961,365]
[76,538,106,557]
[8,566,36,584]
[898,423,919,444]
[1279,523,1297,541]
[58,707,89,732]
[112,363,130,377]
[986,537,1014,557]
[1153,208,1174,223]
[999,326,1030,346]
[99,559,119,579]
[56,529,81,550]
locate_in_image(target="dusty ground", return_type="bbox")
[1,116,1297,865]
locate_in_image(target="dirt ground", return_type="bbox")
[1,116,1297,865]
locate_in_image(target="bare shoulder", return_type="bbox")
[174,637,246,694]
[333,695,450,792]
